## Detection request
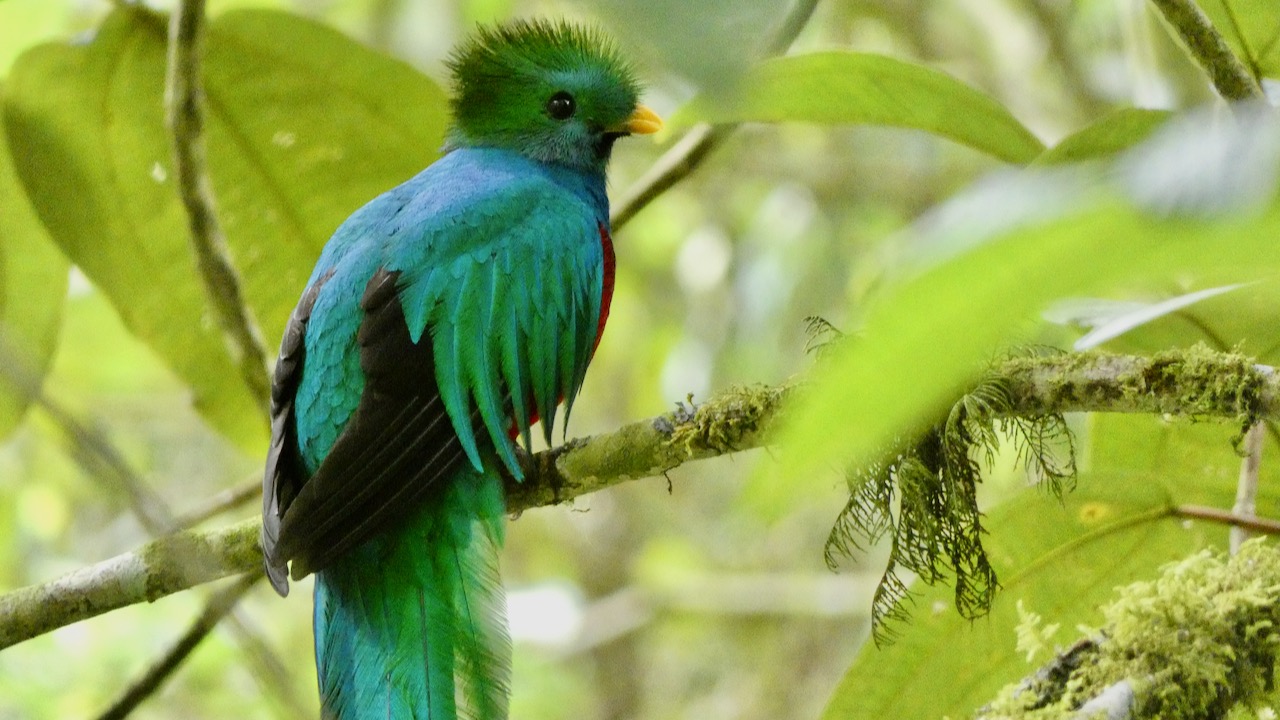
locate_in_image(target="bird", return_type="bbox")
[258,20,662,720]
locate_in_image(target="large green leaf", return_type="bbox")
[3,8,448,450]
[771,108,1280,487]
[0,85,67,439]
[822,414,1276,718]
[822,482,1202,719]
[679,52,1045,164]
[809,107,1280,718]
[1193,0,1280,78]
[1035,108,1173,165]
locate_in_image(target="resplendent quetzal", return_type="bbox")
[259,20,661,719]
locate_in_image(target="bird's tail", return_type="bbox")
[313,466,509,720]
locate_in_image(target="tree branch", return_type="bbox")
[95,574,260,720]
[609,0,820,231]
[172,474,261,530]
[0,518,262,650]
[1175,503,1280,535]
[1147,0,1264,102]
[0,274,307,714]
[1230,421,1265,552]
[998,348,1276,419]
[976,541,1280,718]
[165,0,272,415]
[611,124,733,231]
[4,349,1279,649]
[0,383,787,650]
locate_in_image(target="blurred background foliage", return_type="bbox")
[1,0,1279,719]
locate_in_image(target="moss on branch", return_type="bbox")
[1147,0,1263,102]
[830,344,1277,638]
[5,348,1280,650]
[978,541,1280,719]
[2,383,788,649]
[1002,345,1272,430]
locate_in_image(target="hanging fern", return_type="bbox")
[819,349,1077,640]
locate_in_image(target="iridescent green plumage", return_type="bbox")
[446,21,641,170]
[260,19,657,720]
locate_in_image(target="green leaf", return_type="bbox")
[770,108,1280,488]
[592,0,785,89]
[1035,108,1173,165]
[1194,0,1280,78]
[1058,283,1248,349]
[0,0,76,78]
[0,85,67,439]
[822,413,1275,719]
[3,8,448,450]
[806,108,1280,717]
[1048,280,1280,363]
[822,482,1198,719]
[679,52,1046,164]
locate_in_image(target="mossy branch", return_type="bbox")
[1147,0,1263,102]
[166,0,272,415]
[0,384,787,650]
[999,346,1274,426]
[3,348,1279,649]
[828,345,1274,638]
[976,541,1280,719]
[0,517,263,650]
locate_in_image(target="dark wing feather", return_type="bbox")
[263,269,479,591]
[261,273,329,596]
[263,184,605,595]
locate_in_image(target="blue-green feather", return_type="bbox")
[293,147,609,719]
[314,464,507,720]
[389,153,605,460]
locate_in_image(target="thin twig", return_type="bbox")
[1022,0,1108,113]
[165,0,272,415]
[81,4,308,714]
[173,475,261,530]
[94,573,261,720]
[609,0,821,231]
[0,335,304,714]
[610,124,734,231]
[762,0,821,56]
[1231,422,1265,553]
[1176,504,1280,535]
[1147,0,1264,102]
[0,331,174,535]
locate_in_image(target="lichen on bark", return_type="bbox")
[667,383,787,454]
[978,540,1280,719]
[1002,344,1271,434]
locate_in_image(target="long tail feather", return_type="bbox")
[314,466,509,720]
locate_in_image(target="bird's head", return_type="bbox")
[445,20,663,171]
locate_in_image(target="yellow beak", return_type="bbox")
[611,104,664,135]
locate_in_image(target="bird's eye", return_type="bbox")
[546,91,576,121]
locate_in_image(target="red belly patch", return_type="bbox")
[594,222,616,354]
